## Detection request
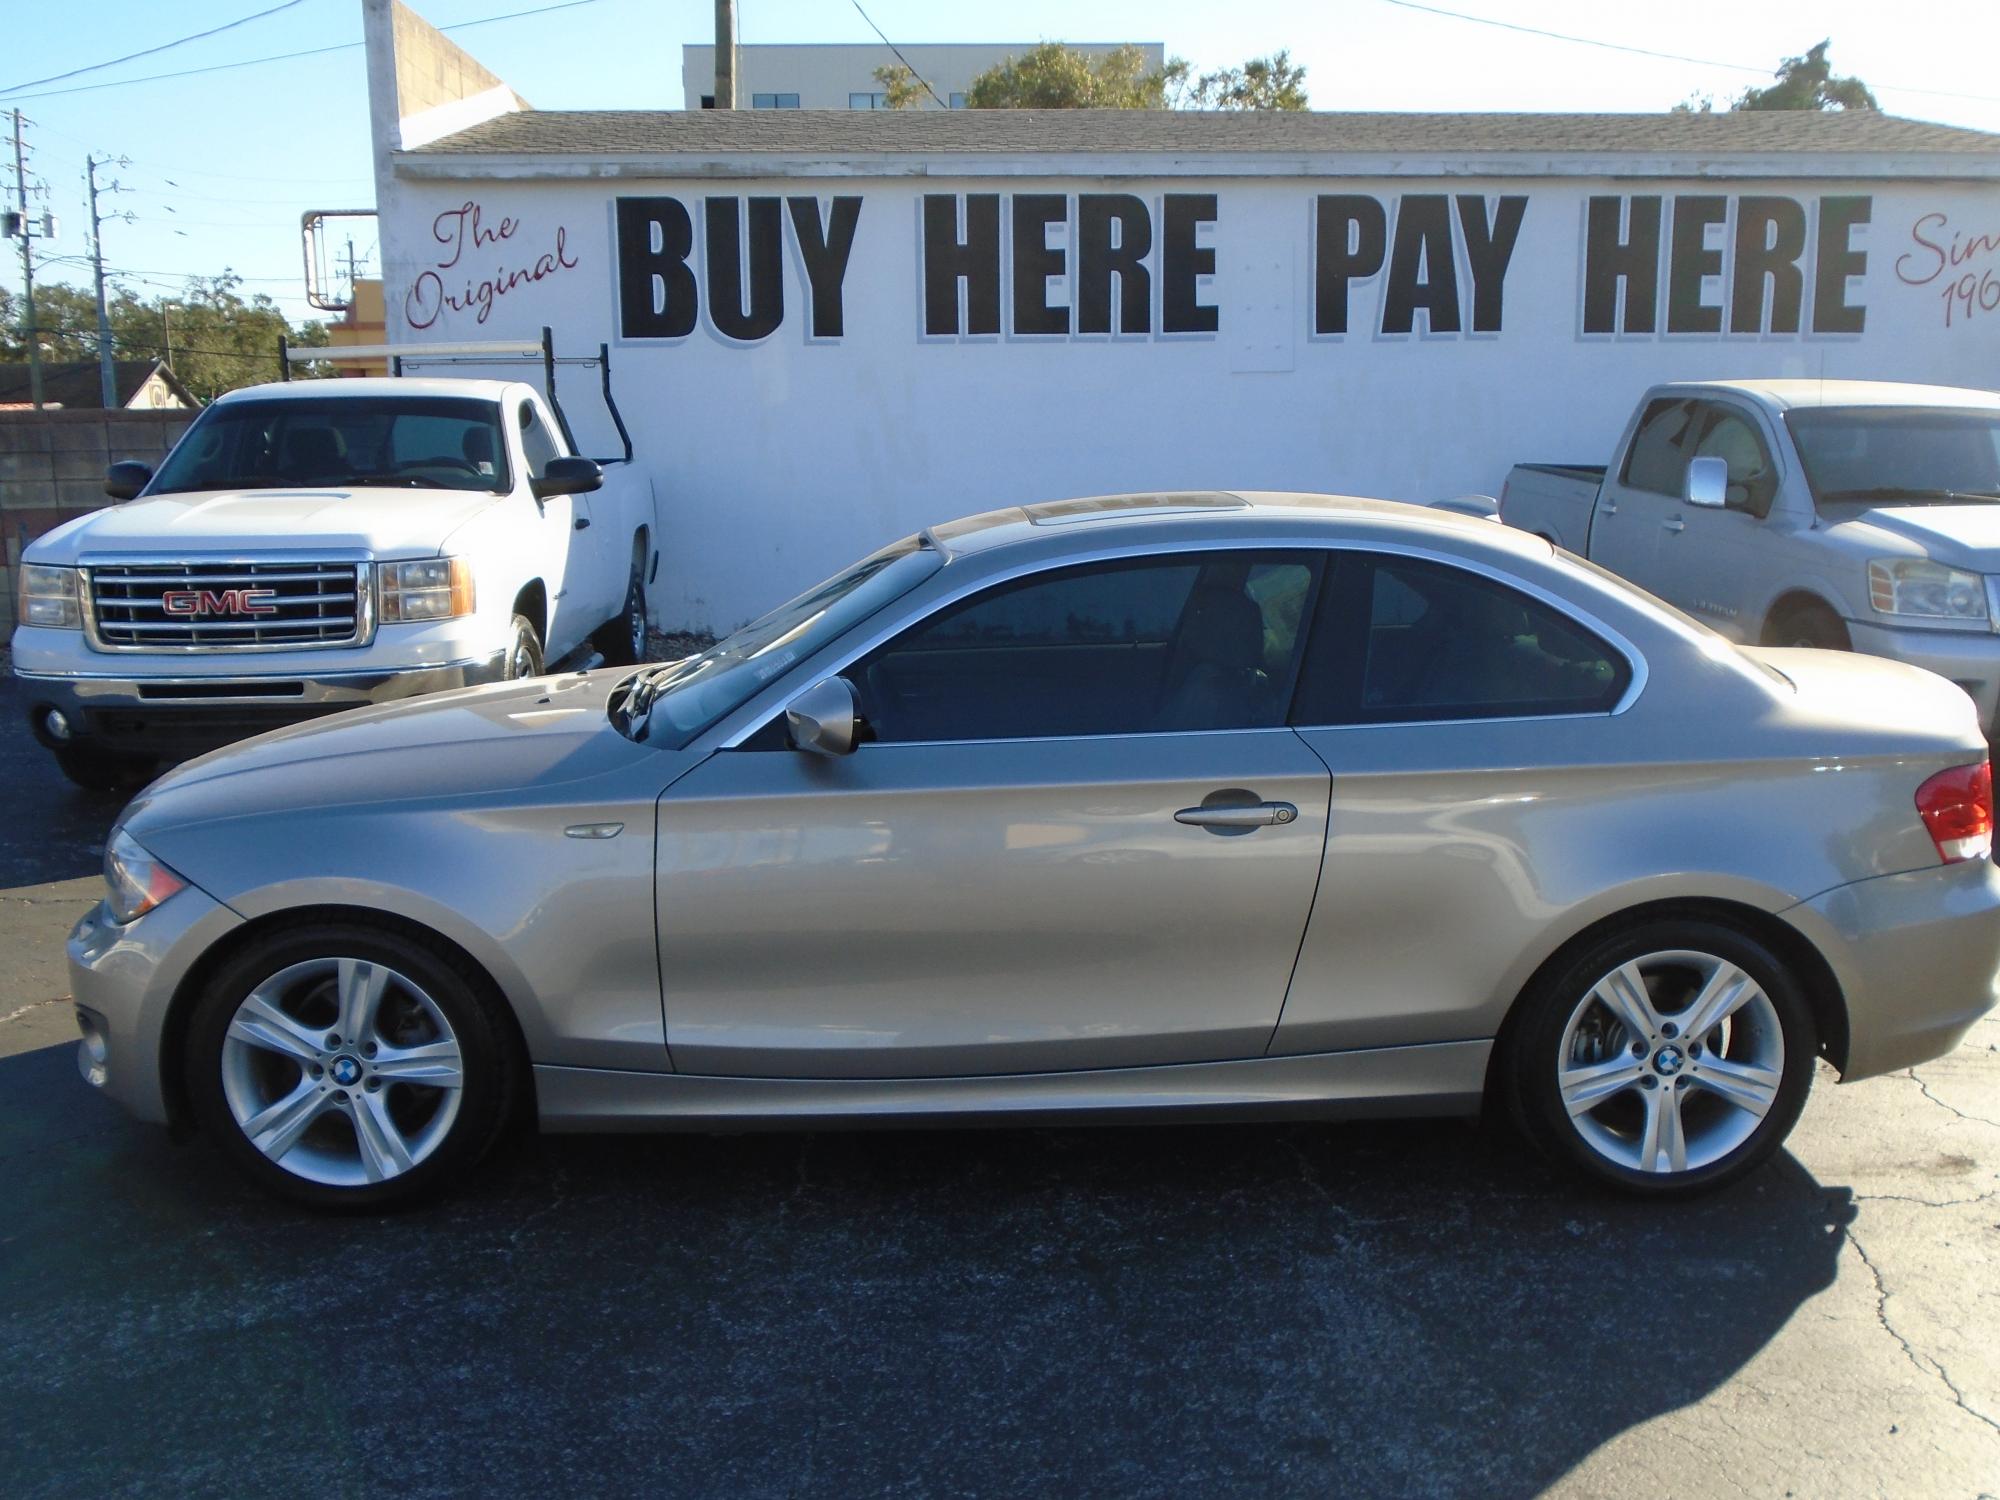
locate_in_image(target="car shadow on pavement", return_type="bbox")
[0,1037,1852,1499]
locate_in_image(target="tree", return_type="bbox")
[1171,51,1309,111]
[1735,40,1877,111]
[963,43,1171,109]
[2,271,329,403]
[871,63,932,110]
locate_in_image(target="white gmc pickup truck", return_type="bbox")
[11,340,658,788]
[1500,379,2000,734]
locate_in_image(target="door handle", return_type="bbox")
[1175,801,1298,830]
[573,517,591,530]
[1662,517,1686,534]
[1600,501,1618,515]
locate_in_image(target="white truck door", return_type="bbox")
[1591,395,1696,604]
[1648,400,1784,640]
[517,398,601,656]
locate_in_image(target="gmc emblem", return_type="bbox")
[161,587,280,617]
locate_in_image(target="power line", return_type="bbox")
[1,0,308,95]
[1373,0,2000,106]
[848,0,946,109]
[1,0,613,103]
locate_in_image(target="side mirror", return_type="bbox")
[785,677,860,758]
[104,461,153,501]
[531,456,603,500]
[1684,456,1729,509]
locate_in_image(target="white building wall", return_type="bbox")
[680,43,1167,110]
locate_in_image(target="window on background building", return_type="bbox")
[849,91,888,109]
[949,93,967,109]
[751,93,800,108]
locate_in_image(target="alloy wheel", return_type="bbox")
[219,957,465,1187]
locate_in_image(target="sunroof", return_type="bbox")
[1024,492,1248,526]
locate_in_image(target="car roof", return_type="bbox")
[1665,378,2000,412]
[213,377,523,404]
[925,490,1549,563]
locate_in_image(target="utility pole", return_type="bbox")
[713,0,737,109]
[87,156,115,408]
[8,108,42,409]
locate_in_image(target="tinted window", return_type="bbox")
[1620,397,1699,497]
[856,552,1320,743]
[1691,406,1777,517]
[1293,555,1628,724]
[519,405,561,480]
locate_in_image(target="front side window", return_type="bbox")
[1690,406,1778,517]
[854,552,1320,743]
[1293,555,1628,725]
[149,397,511,495]
[518,404,561,480]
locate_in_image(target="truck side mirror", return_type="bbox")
[531,456,603,500]
[104,461,153,501]
[785,677,860,758]
[1684,456,1729,509]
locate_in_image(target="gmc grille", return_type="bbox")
[88,562,365,649]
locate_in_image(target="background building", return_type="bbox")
[0,358,192,411]
[680,43,1166,111]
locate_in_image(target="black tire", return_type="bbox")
[53,744,155,793]
[1763,600,1850,651]
[182,922,520,1211]
[503,612,545,681]
[592,550,648,666]
[1506,917,1818,1198]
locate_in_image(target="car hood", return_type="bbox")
[1835,503,2000,566]
[121,670,661,840]
[25,486,502,565]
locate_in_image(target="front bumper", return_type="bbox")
[68,886,244,1126]
[1783,857,2000,1081]
[1845,619,2000,734]
[16,654,507,758]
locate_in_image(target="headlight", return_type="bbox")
[103,828,187,925]
[378,557,475,622]
[19,563,82,629]
[1866,559,1990,623]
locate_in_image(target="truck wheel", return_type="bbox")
[1763,601,1849,651]
[53,745,156,793]
[592,556,648,666]
[504,614,544,680]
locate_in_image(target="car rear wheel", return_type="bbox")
[1509,919,1817,1196]
[184,924,519,1210]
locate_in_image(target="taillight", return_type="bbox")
[1916,760,1993,864]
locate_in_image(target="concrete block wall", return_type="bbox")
[0,409,192,636]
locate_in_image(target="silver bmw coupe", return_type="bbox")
[68,493,2000,1208]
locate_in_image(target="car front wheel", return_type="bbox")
[183,923,519,1210]
[1509,919,1817,1196]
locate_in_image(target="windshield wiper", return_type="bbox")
[1821,486,2000,504]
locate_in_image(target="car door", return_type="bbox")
[655,548,1333,1079]
[1590,395,1695,595]
[1647,400,1783,639]
[1276,549,1639,1055]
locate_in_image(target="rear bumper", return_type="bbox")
[1783,858,2000,1081]
[16,654,507,758]
[1844,620,2000,733]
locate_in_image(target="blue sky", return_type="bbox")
[7,0,1998,327]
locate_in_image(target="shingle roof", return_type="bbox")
[414,109,2000,159]
[0,358,191,409]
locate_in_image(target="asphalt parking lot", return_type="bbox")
[2,668,1998,1498]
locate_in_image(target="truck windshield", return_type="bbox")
[147,397,511,495]
[615,536,943,749]
[1787,407,2000,506]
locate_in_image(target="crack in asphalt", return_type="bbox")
[0,998,68,1027]
[1854,1189,2000,1210]
[1845,1225,2000,1439]
[1903,1071,2000,1131]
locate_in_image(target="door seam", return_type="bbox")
[1261,727,1336,1057]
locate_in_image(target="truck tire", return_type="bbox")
[503,614,545,681]
[592,555,648,666]
[1763,600,1849,651]
[53,745,156,793]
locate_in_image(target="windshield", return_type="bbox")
[616,535,944,748]
[1787,406,2000,505]
[148,396,511,495]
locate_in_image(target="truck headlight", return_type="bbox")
[19,563,82,629]
[103,828,187,925]
[1866,559,1990,623]
[378,557,475,622]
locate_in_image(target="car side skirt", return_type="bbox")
[532,1039,1493,1132]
